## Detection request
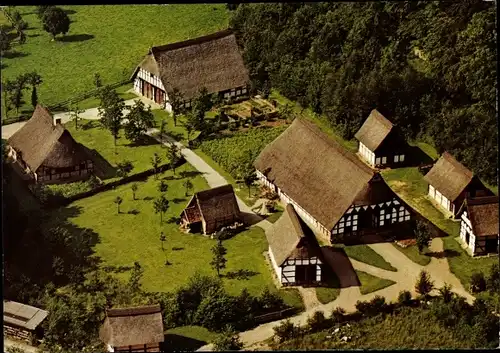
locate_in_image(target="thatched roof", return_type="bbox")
[99,305,164,348]
[254,119,397,230]
[7,105,89,171]
[147,29,249,100]
[354,109,394,151]
[3,300,48,331]
[424,152,474,202]
[196,184,240,222]
[266,204,322,266]
[461,196,499,237]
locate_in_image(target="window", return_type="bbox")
[224,93,229,98]
[353,214,358,220]
[382,156,387,164]
[394,155,399,163]
[376,157,381,165]
[380,220,385,226]
[150,73,154,78]
[242,88,247,94]
[400,154,405,162]
[236,90,241,95]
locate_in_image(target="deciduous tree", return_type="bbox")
[183,179,193,196]
[69,105,83,129]
[124,100,155,144]
[98,87,125,151]
[169,87,184,126]
[150,152,162,179]
[114,196,123,214]
[166,143,181,175]
[210,238,227,277]
[131,183,138,200]
[153,194,169,224]
[212,325,243,351]
[415,220,431,253]
[42,7,70,41]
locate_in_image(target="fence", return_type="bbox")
[254,307,297,324]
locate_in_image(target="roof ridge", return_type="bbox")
[107,304,161,317]
[371,109,394,129]
[295,119,374,177]
[442,151,474,177]
[151,29,233,54]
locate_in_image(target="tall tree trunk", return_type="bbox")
[173,114,177,127]
[160,212,163,224]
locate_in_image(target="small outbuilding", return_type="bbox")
[7,105,94,184]
[457,196,499,256]
[354,109,409,168]
[99,304,164,352]
[424,152,493,217]
[180,184,241,235]
[3,300,49,343]
[266,204,323,286]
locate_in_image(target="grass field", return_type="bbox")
[164,325,217,351]
[337,244,397,272]
[64,119,165,183]
[392,244,431,266]
[266,204,284,223]
[275,306,468,350]
[356,270,396,295]
[47,164,303,308]
[2,5,229,117]
[72,84,137,111]
[316,269,341,304]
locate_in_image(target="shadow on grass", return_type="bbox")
[80,144,117,180]
[426,249,461,259]
[162,334,207,352]
[103,265,133,273]
[240,211,264,226]
[179,170,203,179]
[2,51,29,59]
[320,246,361,288]
[59,34,95,43]
[81,120,99,130]
[172,247,184,251]
[64,9,77,15]
[172,197,187,204]
[406,145,435,167]
[167,216,180,224]
[126,134,161,147]
[127,209,140,215]
[143,196,154,201]
[223,269,259,280]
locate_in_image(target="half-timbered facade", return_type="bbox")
[254,118,413,245]
[130,29,250,113]
[100,305,164,353]
[3,300,48,343]
[354,109,409,169]
[180,184,241,235]
[266,204,323,286]
[7,105,93,184]
[424,152,493,218]
[457,196,499,256]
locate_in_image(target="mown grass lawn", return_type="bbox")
[69,84,138,111]
[392,244,431,266]
[316,268,341,304]
[356,270,396,295]
[266,204,284,224]
[64,119,166,183]
[336,244,397,272]
[2,5,229,118]
[48,164,302,308]
[164,325,218,351]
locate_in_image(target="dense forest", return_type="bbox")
[230,1,497,185]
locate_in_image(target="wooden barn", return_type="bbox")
[3,300,48,343]
[254,118,412,244]
[457,196,499,256]
[7,105,93,184]
[99,305,164,352]
[130,29,250,112]
[266,204,323,286]
[354,109,409,168]
[423,152,493,218]
[180,184,241,235]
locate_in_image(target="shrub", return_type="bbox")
[356,296,387,317]
[116,160,134,178]
[415,270,434,298]
[331,307,346,323]
[88,174,102,189]
[470,272,487,293]
[194,286,238,331]
[397,290,413,306]
[306,311,328,332]
[438,283,454,303]
[212,325,244,351]
[486,264,500,294]
[273,319,300,343]
[258,287,286,313]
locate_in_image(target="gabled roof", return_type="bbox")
[424,152,474,202]
[354,109,394,151]
[460,196,499,237]
[181,184,240,223]
[132,29,249,101]
[3,300,48,331]
[7,105,89,171]
[254,119,397,230]
[99,304,164,347]
[266,204,322,266]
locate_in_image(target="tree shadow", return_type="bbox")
[167,132,184,141]
[2,51,29,59]
[162,175,177,181]
[127,209,140,215]
[143,196,154,201]
[179,170,203,179]
[172,197,187,204]
[167,216,180,224]
[64,9,77,15]
[240,211,263,226]
[103,265,133,273]
[172,247,184,251]
[426,249,461,259]
[224,269,259,280]
[81,120,99,130]
[58,34,94,43]
[126,134,161,147]
[27,33,40,38]
[162,334,207,352]
[406,145,435,167]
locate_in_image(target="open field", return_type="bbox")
[339,244,397,272]
[392,243,431,266]
[356,270,396,295]
[2,5,229,118]
[164,325,217,351]
[315,269,341,304]
[46,164,303,308]
[72,84,138,111]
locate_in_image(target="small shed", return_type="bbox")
[457,196,499,256]
[266,204,323,286]
[3,300,49,343]
[424,152,493,217]
[354,109,408,168]
[99,304,164,352]
[180,184,241,235]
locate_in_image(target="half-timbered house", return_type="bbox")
[130,29,250,112]
[266,204,323,286]
[254,118,412,245]
[7,105,93,184]
[354,109,409,168]
[457,196,499,256]
[99,305,164,352]
[3,300,48,343]
[180,184,241,235]
[424,152,493,218]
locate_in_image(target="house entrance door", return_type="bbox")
[485,238,498,253]
[295,264,316,285]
